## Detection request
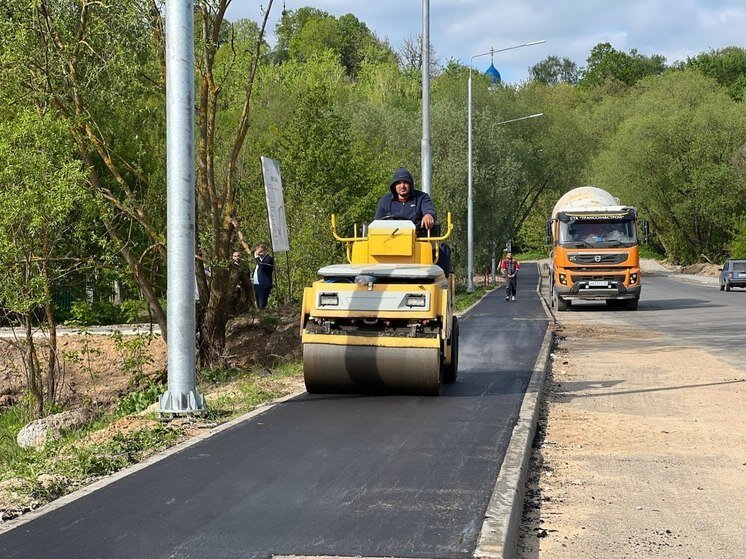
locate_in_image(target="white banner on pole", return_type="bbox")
[260,156,289,252]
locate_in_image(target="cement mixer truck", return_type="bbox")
[547,186,641,311]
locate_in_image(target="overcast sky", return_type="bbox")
[226,0,745,83]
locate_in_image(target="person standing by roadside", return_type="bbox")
[252,243,274,310]
[500,252,520,301]
[231,250,252,312]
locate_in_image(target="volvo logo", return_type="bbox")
[594,255,602,262]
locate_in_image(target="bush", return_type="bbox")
[730,217,746,259]
[66,300,123,326]
[118,300,149,323]
[115,382,164,416]
[64,298,163,326]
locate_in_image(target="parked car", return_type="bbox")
[719,259,746,291]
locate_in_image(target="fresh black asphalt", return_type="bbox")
[0,266,547,559]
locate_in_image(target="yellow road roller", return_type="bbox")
[300,214,458,395]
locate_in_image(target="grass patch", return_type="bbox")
[454,286,492,313]
[0,407,40,479]
[204,360,302,419]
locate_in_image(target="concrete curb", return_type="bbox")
[474,263,554,559]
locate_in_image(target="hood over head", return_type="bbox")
[389,167,415,195]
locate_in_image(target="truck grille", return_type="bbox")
[568,253,628,264]
[571,274,626,283]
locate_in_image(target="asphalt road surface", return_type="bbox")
[0,268,547,559]
[555,271,746,369]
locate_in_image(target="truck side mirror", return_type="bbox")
[544,220,553,245]
[642,220,650,244]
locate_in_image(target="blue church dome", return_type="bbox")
[485,63,501,84]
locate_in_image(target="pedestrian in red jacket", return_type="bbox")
[500,252,520,301]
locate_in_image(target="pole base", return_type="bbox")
[158,389,206,416]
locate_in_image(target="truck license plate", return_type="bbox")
[588,280,608,287]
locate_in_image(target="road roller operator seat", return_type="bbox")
[331,214,453,272]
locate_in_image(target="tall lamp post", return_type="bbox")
[467,40,545,292]
[421,0,432,195]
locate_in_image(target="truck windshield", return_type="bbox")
[559,219,636,247]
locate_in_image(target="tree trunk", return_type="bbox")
[42,248,60,407]
[198,265,241,368]
[24,314,44,418]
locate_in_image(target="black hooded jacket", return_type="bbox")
[373,167,437,224]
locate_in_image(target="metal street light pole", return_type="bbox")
[421,0,432,195]
[159,0,205,414]
[467,40,545,292]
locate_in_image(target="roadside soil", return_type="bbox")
[518,263,745,559]
[0,306,302,412]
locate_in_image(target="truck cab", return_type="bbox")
[548,187,642,311]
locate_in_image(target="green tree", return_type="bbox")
[272,60,383,293]
[685,46,746,101]
[0,111,91,417]
[1,1,280,368]
[530,55,579,85]
[730,218,746,259]
[1,0,171,334]
[277,8,393,78]
[510,82,596,251]
[580,42,666,88]
[590,71,746,263]
[273,7,329,64]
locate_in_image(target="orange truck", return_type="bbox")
[546,186,642,311]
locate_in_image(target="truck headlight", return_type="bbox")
[559,273,567,285]
[630,273,638,284]
[405,294,427,308]
[318,293,339,306]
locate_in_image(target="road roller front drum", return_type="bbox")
[303,343,443,396]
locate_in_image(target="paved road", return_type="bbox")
[553,271,746,369]
[0,268,547,559]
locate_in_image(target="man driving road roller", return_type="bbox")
[374,167,450,274]
[374,167,437,230]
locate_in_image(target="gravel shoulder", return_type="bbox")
[518,261,746,558]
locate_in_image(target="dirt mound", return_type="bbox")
[640,259,721,277]
[680,262,720,276]
[225,305,301,370]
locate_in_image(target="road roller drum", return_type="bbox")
[303,344,442,395]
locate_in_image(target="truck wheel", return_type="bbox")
[720,283,725,291]
[726,283,731,292]
[555,293,569,311]
[443,317,459,384]
[624,297,639,311]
